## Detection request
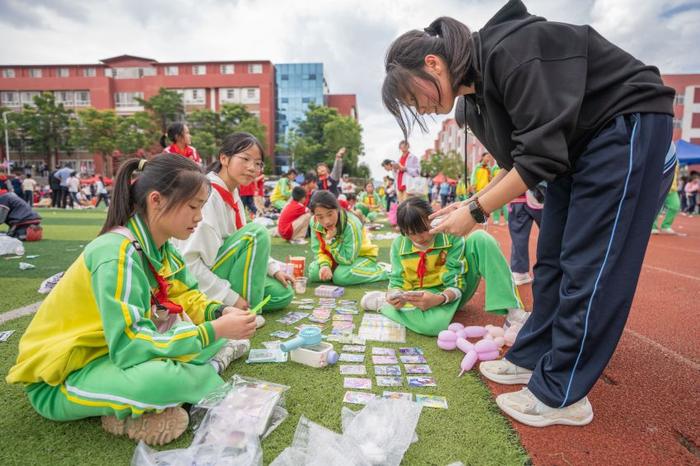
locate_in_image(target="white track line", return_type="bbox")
[0,301,41,325]
[642,265,700,281]
[625,328,700,371]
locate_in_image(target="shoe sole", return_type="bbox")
[101,415,127,436]
[479,365,532,385]
[125,407,189,446]
[496,397,594,427]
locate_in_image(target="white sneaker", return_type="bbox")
[361,290,387,311]
[651,228,659,235]
[496,388,594,427]
[661,228,677,235]
[289,238,308,245]
[479,359,532,384]
[505,308,530,328]
[209,339,251,374]
[493,220,500,226]
[512,272,532,285]
[255,314,266,329]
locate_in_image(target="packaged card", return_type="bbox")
[343,391,377,405]
[407,376,437,387]
[339,353,365,363]
[371,347,396,356]
[270,330,294,339]
[400,355,427,364]
[342,345,366,353]
[336,307,360,315]
[332,314,354,321]
[398,347,424,356]
[344,377,372,390]
[382,391,413,401]
[261,341,281,350]
[246,349,287,364]
[415,394,448,409]
[376,376,403,387]
[374,365,402,376]
[404,364,432,374]
[339,365,367,375]
[372,355,399,365]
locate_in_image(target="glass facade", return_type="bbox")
[274,63,324,171]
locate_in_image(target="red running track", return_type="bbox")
[452,214,700,465]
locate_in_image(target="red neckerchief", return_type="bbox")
[211,183,244,229]
[397,152,410,192]
[316,231,338,270]
[0,189,7,196]
[168,143,201,164]
[304,190,313,207]
[319,175,329,190]
[145,261,184,315]
[366,194,375,206]
[416,248,433,288]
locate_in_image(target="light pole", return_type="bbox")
[2,111,9,172]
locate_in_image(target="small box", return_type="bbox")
[314,285,345,298]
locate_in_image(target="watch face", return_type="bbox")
[469,201,486,223]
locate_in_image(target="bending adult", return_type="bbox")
[382,0,675,427]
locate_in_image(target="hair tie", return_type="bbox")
[138,159,147,171]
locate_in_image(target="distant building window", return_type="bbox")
[2,69,15,78]
[192,65,206,75]
[280,74,289,80]
[302,97,310,103]
[165,66,179,76]
[227,89,236,99]
[0,91,19,106]
[30,68,42,78]
[242,87,260,104]
[220,64,235,74]
[75,91,90,106]
[58,68,70,78]
[83,67,96,77]
[308,74,316,80]
[20,91,40,106]
[674,94,685,106]
[281,97,289,103]
[55,91,73,105]
[248,64,263,74]
[183,88,205,104]
[114,92,144,108]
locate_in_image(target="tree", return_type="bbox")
[72,108,120,177]
[115,111,158,157]
[20,93,73,170]
[289,104,363,175]
[137,88,184,134]
[420,150,463,179]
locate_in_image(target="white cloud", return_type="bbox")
[0,0,696,177]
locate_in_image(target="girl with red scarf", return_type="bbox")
[161,123,202,165]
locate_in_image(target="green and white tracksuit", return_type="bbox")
[381,230,522,336]
[270,177,293,210]
[6,215,226,421]
[173,172,293,312]
[309,211,387,286]
[357,192,382,222]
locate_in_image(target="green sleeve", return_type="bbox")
[470,167,478,187]
[168,253,221,324]
[310,222,332,268]
[280,178,291,198]
[439,236,468,291]
[389,237,409,290]
[329,215,361,265]
[90,245,216,369]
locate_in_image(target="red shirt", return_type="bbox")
[255,178,265,196]
[238,182,256,197]
[277,200,307,240]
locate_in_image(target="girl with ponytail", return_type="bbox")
[161,122,202,165]
[383,1,675,427]
[173,132,295,327]
[8,154,256,445]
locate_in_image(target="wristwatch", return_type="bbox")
[468,199,489,224]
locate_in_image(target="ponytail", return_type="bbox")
[382,16,475,138]
[159,134,168,148]
[161,122,186,149]
[207,132,265,173]
[100,154,208,235]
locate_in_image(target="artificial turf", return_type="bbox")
[0,209,528,465]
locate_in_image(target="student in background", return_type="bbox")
[316,148,346,196]
[277,186,312,244]
[161,123,202,165]
[270,169,297,210]
[22,174,37,207]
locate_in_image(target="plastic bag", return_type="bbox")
[0,235,24,256]
[131,435,262,466]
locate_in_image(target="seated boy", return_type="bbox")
[277,186,312,244]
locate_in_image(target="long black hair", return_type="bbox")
[100,154,208,235]
[159,122,187,148]
[308,190,348,236]
[396,197,433,237]
[382,17,476,139]
[207,132,265,173]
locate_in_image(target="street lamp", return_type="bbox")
[1,111,9,172]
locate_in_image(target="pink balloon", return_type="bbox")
[438,330,458,342]
[494,337,506,347]
[463,326,487,338]
[460,350,478,375]
[504,333,517,346]
[437,338,457,351]
[487,326,505,338]
[456,338,474,353]
[456,329,468,339]
[477,350,500,361]
[483,333,494,340]
[474,339,498,353]
[448,323,464,332]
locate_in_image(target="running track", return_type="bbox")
[453,215,699,465]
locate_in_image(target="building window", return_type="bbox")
[192,65,206,75]
[226,89,236,100]
[220,64,234,74]
[75,91,90,106]
[20,91,40,106]
[54,91,73,106]
[307,73,316,80]
[302,97,310,104]
[241,87,260,104]
[83,67,96,77]
[2,69,15,78]
[183,88,205,104]
[248,64,263,74]
[281,97,288,103]
[165,66,179,76]
[280,74,289,81]
[674,94,685,106]
[30,68,42,78]
[58,68,70,78]
[0,91,19,106]
[114,92,144,108]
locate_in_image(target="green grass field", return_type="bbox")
[0,209,527,465]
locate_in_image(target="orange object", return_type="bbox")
[288,256,306,278]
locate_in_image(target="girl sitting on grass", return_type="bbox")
[6,154,255,445]
[308,190,388,286]
[362,197,527,336]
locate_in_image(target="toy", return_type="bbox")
[280,327,339,368]
[315,285,345,298]
[437,330,458,350]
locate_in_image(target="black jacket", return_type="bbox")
[462,0,675,188]
[0,192,41,226]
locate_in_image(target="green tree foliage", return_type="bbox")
[71,108,120,176]
[136,87,184,133]
[420,150,464,179]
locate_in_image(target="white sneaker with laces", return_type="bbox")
[479,359,532,384]
[512,271,533,285]
[496,388,594,427]
[361,291,387,311]
[209,339,251,374]
[504,308,530,329]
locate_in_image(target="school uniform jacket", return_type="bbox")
[358,192,381,209]
[389,233,468,300]
[6,215,220,386]
[173,172,283,306]
[310,212,378,270]
[270,177,293,205]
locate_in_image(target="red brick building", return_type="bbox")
[662,73,700,145]
[0,55,275,172]
[324,94,358,120]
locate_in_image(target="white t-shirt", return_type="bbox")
[22,178,37,191]
[67,176,80,193]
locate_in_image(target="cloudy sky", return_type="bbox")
[1,0,699,176]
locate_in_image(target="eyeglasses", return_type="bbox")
[233,154,264,171]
